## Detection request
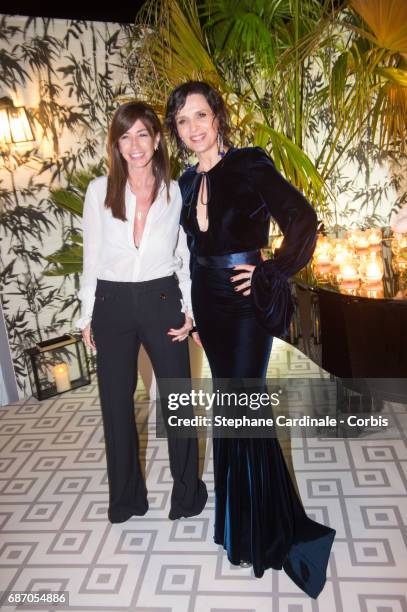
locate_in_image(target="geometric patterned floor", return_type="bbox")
[1,340,406,611]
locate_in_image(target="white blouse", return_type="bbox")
[76,176,192,329]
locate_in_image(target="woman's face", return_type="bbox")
[175,93,219,156]
[118,119,159,170]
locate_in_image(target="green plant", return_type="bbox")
[43,163,105,276]
[127,0,407,221]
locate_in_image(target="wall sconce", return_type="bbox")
[0,96,34,145]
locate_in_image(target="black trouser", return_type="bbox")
[91,275,207,523]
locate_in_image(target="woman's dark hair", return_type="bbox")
[165,81,233,153]
[105,101,170,221]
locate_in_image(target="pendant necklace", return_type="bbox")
[129,182,149,221]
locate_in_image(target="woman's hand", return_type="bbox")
[191,331,203,347]
[168,315,193,342]
[230,264,256,296]
[82,323,96,351]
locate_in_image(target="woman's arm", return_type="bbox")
[174,201,194,323]
[248,148,318,335]
[250,147,318,276]
[76,180,103,331]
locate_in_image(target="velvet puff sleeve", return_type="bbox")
[249,147,318,336]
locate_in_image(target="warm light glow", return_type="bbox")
[272,235,284,251]
[313,236,332,264]
[359,282,384,299]
[339,280,359,295]
[365,261,383,281]
[8,107,33,142]
[367,228,382,246]
[311,229,388,298]
[331,240,352,271]
[52,363,71,393]
[313,262,332,280]
[355,236,370,250]
[0,98,34,144]
[339,262,359,281]
[0,108,12,143]
[394,257,407,272]
[361,252,383,282]
[347,229,370,250]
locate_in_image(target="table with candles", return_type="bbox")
[269,229,407,407]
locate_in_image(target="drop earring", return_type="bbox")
[217,132,225,157]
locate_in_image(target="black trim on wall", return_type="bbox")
[0,2,145,24]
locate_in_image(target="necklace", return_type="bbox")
[129,182,152,222]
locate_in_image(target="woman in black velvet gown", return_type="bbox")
[165,81,335,599]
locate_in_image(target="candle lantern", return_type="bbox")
[359,283,384,299]
[366,228,382,252]
[357,252,384,298]
[313,261,332,281]
[393,256,407,273]
[359,251,383,280]
[348,229,370,258]
[312,236,333,280]
[331,239,352,275]
[25,334,90,400]
[392,232,407,253]
[313,236,332,263]
[338,260,360,294]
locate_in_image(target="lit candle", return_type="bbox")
[395,257,407,271]
[52,363,71,392]
[361,283,384,299]
[361,252,383,282]
[331,241,352,274]
[313,236,332,264]
[338,260,360,294]
[339,262,359,281]
[313,262,332,280]
[367,228,382,246]
[339,280,359,295]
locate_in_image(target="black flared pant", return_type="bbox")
[192,263,335,599]
[91,276,207,523]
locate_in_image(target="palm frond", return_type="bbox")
[49,188,84,216]
[43,243,83,276]
[350,0,407,57]
[133,0,222,97]
[372,81,407,152]
[253,122,330,213]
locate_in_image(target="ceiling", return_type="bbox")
[0,1,146,24]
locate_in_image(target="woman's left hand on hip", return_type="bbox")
[231,264,256,296]
[168,315,193,342]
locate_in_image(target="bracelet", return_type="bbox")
[188,326,197,337]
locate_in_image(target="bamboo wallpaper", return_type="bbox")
[0,12,403,400]
[0,15,134,396]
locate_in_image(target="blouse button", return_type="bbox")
[160,293,167,300]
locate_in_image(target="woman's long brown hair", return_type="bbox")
[105,101,170,220]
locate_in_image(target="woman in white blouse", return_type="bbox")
[77,101,207,523]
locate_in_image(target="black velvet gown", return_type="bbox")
[179,147,335,599]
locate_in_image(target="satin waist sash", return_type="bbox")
[196,250,262,269]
